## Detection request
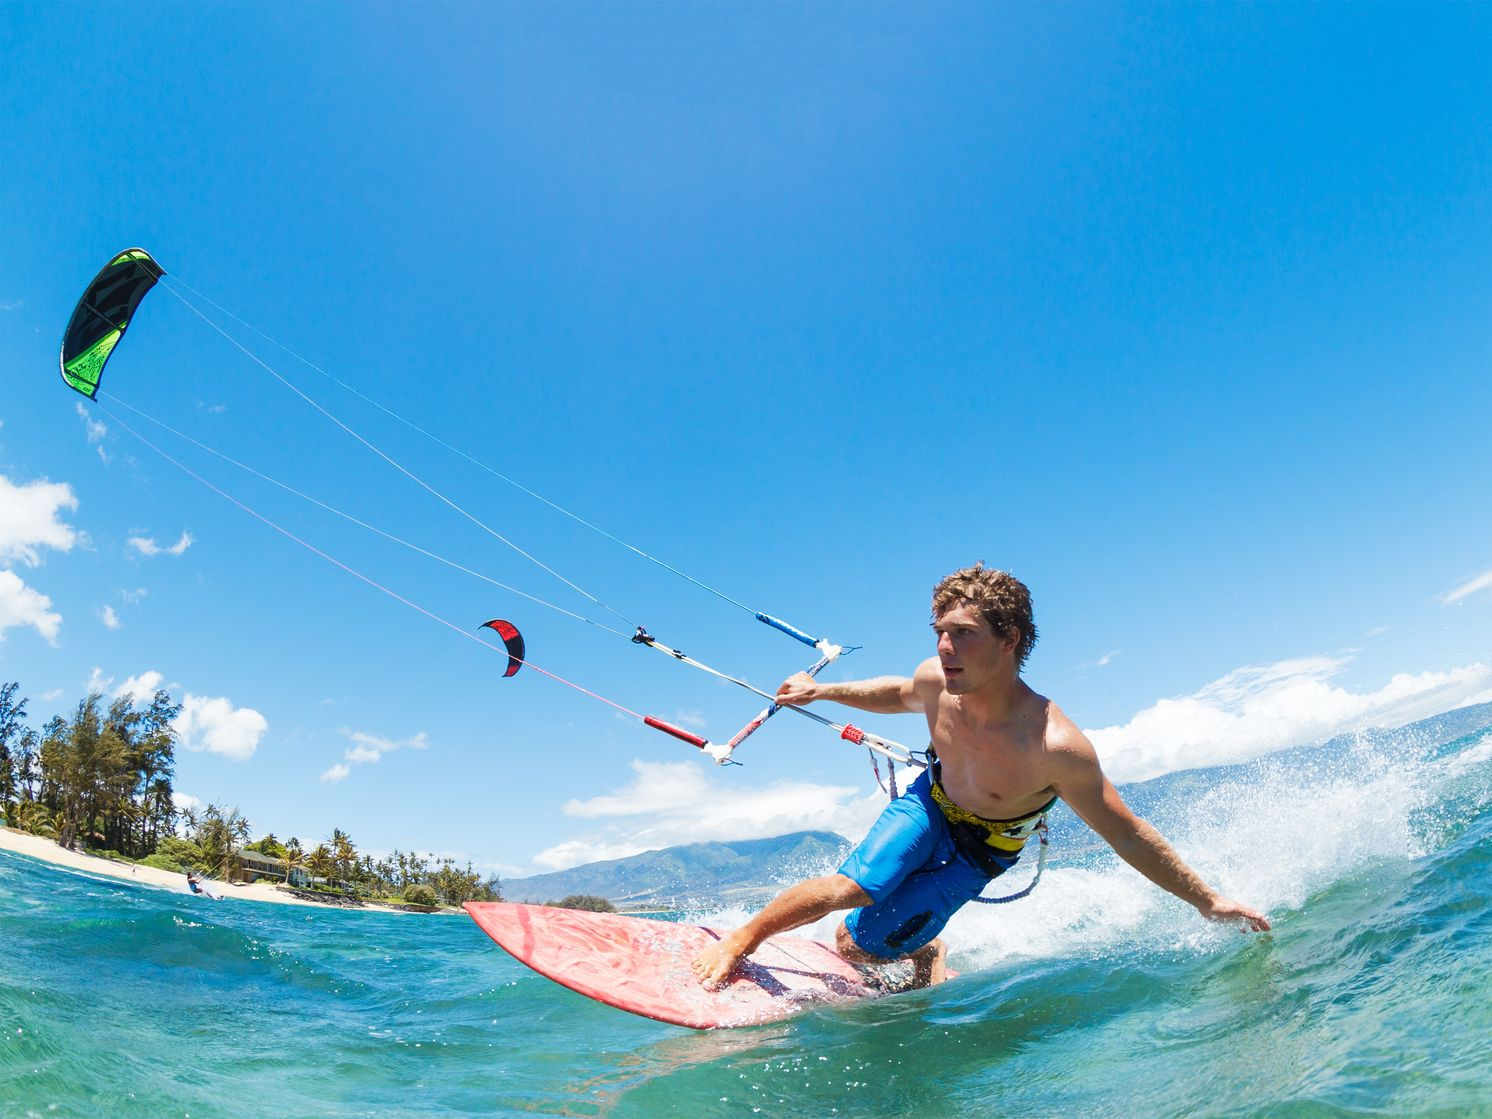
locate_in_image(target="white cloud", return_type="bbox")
[74,402,108,459]
[529,759,887,871]
[100,604,121,629]
[115,671,166,704]
[173,792,204,815]
[328,729,430,777]
[1087,655,1492,783]
[1096,650,1120,667]
[87,667,113,693]
[0,571,62,643]
[41,689,63,702]
[121,587,149,605]
[0,475,78,566]
[174,694,268,761]
[347,729,429,757]
[1441,569,1492,606]
[128,531,193,558]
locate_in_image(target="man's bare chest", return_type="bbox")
[926,710,1054,817]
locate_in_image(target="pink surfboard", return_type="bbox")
[463,901,879,1029]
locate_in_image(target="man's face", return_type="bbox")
[933,603,1014,693]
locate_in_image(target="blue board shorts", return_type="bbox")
[838,768,1017,959]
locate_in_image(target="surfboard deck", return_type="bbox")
[464,901,883,1029]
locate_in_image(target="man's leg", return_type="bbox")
[833,922,949,989]
[691,873,871,989]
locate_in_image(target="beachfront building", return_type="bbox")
[235,848,312,887]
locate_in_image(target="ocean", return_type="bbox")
[3,719,1490,1118]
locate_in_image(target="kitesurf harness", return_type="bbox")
[924,751,1053,905]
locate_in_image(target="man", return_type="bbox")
[692,564,1269,991]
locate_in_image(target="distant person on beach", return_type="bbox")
[693,564,1271,991]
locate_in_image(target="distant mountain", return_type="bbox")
[503,830,851,910]
[1356,699,1492,750]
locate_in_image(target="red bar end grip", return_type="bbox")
[645,715,709,749]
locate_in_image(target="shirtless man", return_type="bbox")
[692,564,1270,991]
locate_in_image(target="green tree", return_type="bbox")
[0,682,29,821]
[41,695,127,850]
[304,843,336,881]
[192,804,252,880]
[13,727,39,803]
[28,689,179,858]
[282,837,304,884]
[330,827,356,885]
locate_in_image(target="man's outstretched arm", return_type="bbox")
[1053,735,1271,932]
[776,657,940,713]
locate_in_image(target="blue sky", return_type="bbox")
[4,4,1491,876]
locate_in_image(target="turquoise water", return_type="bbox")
[4,722,1491,1117]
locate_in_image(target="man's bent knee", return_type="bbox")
[835,919,884,963]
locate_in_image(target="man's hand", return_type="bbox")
[776,672,820,707]
[1199,896,1271,932]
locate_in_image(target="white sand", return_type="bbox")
[0,826,424,914]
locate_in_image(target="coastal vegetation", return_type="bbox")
[0,680,500,907]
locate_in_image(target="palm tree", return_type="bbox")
[330,828,356,885]
[281,837,303,885]
[304,843,336,882]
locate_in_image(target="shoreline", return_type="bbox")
[0,827,443,914]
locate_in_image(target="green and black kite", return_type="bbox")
[60,248,164,399]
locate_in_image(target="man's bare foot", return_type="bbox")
[691,929,754,990]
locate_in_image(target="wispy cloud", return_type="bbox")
[1441,569,1492,606]
[1096,649,1120,667]
[74,403,109,462]
[0,300,22,312]
[0,571,62,644]
[0,474,79,566]
[1088,654,1492,783]
[128,531,193,557]
[322,729,430,781]
[99,604,121,630]
[41,689,64,702]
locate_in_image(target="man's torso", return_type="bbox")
[920,675,1064,821]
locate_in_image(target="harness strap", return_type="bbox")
[969,818,1048,904]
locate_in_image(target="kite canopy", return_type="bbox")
[481,619,525,677]
[60,248,164,399]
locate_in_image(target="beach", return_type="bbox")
[0,826,419,914]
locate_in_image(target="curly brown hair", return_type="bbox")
[931,563,1038,668]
